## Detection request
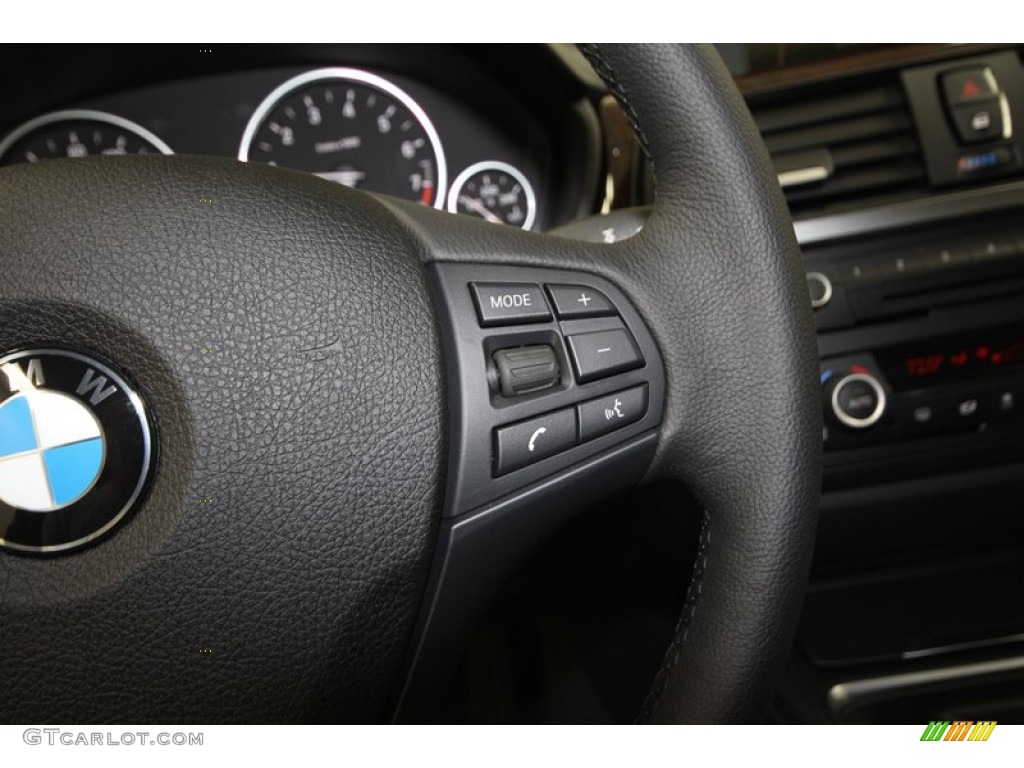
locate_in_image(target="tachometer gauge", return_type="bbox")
[0,110,172,166]
[447,161,537,230]
[239,68,447,209]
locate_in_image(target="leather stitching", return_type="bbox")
[636,510,710,723]
[577,43,653,162]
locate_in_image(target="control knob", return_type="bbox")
[829,372,887,429]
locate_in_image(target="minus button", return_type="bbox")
[566,328,644,383]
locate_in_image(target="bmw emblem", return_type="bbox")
[0,349,153,554]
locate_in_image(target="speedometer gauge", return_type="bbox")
[239,68,447,209]
[0,110,172,166]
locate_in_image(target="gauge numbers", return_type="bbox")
[239,68,447,208]
[447,161,537,230]
[0,110,172,166]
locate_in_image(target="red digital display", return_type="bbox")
[902,346,1021,378]
[880,331,1024,389]
[903,354,944,377]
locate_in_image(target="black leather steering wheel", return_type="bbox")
[0,44,820,723]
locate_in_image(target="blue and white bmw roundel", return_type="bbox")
[0,389,106,511]
[0,349,153,554]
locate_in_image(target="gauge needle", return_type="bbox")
[459,195,502,224]
[316,170,367,187]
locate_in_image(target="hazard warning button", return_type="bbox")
[942,67,999,106]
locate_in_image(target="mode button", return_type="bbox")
[471,282,551,327]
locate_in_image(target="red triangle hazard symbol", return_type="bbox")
[962,79,982,98]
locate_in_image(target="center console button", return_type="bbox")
[899,391,942,435]
[942,68,999,106]
[806,272,833,309]
[831,373,886,429]
[951,100,1003,144]
[940,391,987,427]
[992,386,1023,422]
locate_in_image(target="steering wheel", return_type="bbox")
[0,44,820,723]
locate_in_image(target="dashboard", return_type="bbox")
[725,43,1024,727]
[0,45,604,232]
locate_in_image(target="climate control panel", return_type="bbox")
[821,326,1024,453]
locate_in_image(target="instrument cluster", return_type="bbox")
[0,64,548,230]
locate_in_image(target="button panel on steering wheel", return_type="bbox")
[432,263,666,516]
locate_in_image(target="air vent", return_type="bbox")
[750,83,927,216]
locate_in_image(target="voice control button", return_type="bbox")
[577,385,649,443]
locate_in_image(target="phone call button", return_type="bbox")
[493,408,576,477]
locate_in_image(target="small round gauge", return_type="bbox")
[0,110,173,166]
[447,161,537,230]
[239,68,447,209]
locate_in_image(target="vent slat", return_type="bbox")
[753,87,904,134]
[784,161,926,205]
[750,78,925,215]
[763,112,912,155]
[831,135,920,168]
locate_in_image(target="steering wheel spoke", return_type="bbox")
[383,231,667,721]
